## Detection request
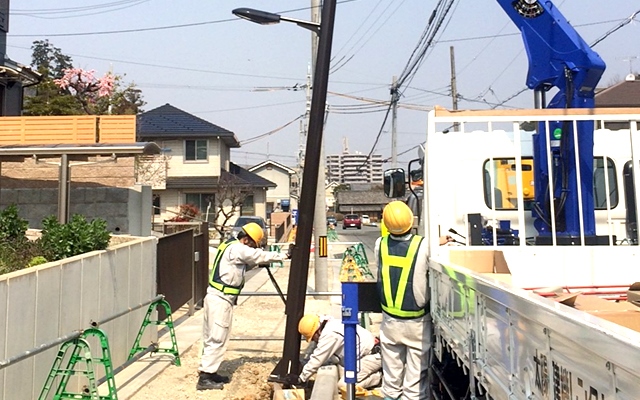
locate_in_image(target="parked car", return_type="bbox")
[229,216,269,248]
[326,216,337,227]
[342,214,362,230]
[361,215,371,225]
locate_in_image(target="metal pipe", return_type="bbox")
[91,295,164,326]
[58,153,70,224]
[0,330,82,370]
[0,295,163,370]
[94,344,158,387]
[239,291,341,297]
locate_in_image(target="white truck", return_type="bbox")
[384,107,640,399]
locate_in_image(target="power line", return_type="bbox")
[9,0,361,37]
[240,115,304,145]
[14,0,149,19]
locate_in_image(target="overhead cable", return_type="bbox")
[240,114,304,145]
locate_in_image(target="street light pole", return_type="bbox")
[232,0,337,381]
[311,0,329,298]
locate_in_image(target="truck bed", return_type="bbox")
[430,247,640,400]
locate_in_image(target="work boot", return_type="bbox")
[196,373,224,390]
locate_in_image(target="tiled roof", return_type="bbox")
[165,162,275,190]
[336,190,390,206]
[595,78,640,107]
[137,104,240,148]
[228,162,276,188]
[249,160,296,174]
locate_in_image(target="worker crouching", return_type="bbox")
[297,314,382,389]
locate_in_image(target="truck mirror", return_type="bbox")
[384,168,406,198]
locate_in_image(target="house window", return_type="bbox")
[185,193,215,214]
[185,140,207,161]
[242,195,255,216]
[153,194,161,215]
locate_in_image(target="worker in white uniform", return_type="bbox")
[376,201,432,400]
[297,314,382,389]
[196,222,285,390]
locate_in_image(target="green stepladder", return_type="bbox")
[128,298,181,366]
[38,328,117,400]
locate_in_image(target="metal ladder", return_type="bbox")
[38,327,117,400]
[127,298,181,366]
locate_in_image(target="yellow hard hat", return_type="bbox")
[298,314,320,342]
[382,201,413,235]
[242,222,264,244]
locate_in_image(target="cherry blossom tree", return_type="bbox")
[54,68,115,115]
[23,40,145,116]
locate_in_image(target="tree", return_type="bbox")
[54,68,115,115]
[210,174,250,238]
[23,40,145,116]
[30,39,73,79]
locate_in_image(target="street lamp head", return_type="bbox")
[232,7,321,34]
[232,8,281,25]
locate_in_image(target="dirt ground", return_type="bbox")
[129,262,343,400]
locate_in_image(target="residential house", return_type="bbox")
[137,104,275,229]
[335,187,390,221]
[325,181,340,211]
[595,74,640,130]
[248,160,296,216]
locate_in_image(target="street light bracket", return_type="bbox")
[232,7,320,34]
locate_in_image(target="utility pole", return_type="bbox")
[311,0,328,295]
[391,76,399,168]
[450,46,459,131]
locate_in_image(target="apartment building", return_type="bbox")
[326,152,383,184]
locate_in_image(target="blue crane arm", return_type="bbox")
[495,0,607,242]
[496,0,605,100]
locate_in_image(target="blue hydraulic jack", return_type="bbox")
[342,282,359,400]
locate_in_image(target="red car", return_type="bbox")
[342,214,362,230]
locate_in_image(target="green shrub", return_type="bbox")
[40,214,111,261]
[0,240,43,274]
[0,204,28,243]
[28,256,48,267]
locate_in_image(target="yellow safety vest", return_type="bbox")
[209,239,244,295]
[378,235,426,319]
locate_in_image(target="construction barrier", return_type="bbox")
[339,243,375,282]
[327,226,338,242]
[38,297,180,400]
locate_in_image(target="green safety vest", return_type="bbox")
[209,239,244,295]
[377,234,426,319]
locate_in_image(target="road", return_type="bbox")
[335,224,380,261]
[245,224,381,282]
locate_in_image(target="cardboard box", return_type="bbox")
[448,249,511,274]
[589,310,640,333]
[555,293,640,333]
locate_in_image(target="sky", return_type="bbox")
[6,0,640,169]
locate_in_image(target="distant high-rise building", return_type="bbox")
[326,151,383,184]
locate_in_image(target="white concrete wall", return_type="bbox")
[252,166,291,204]
[163,138,221,177]
[0,236,157,399]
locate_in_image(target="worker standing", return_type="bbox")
[297,314,382,389]
[197,222,285,390]
[376,201,431,400]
